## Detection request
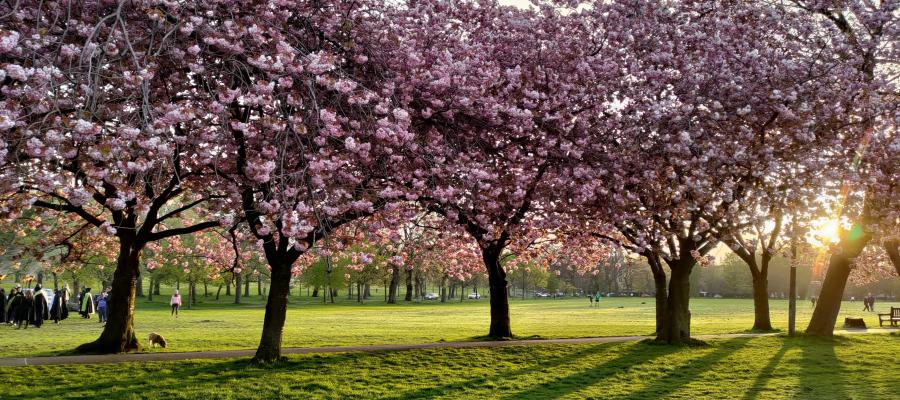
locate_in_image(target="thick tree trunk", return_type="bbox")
[806,254,853,336]
[234,272,242,304]
[885,239,900,276]
[364,284,371,300]
[204,281,209,297]
[388,267,400,304]
[656,263,692,344]
[405,269,413,301]
[751,276,773,331]
[136,276,143,298]
[52,273,59,291]
[76,239,142,354]
[482,244,512,338]
[153,280,161,296]
[244,274,251,297]
[312,287,319,297]
[225,281,231,296]
[257,277,262,296]
[807,230,869,336]
[215,284,222,301]
[441,275,448,303]
[253,260,292,363]
[652,267,667,334]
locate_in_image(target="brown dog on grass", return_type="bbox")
[149,332,167,348]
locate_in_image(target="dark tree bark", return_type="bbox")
[76,237,142,354]
[253,260,292,363]
[244,274,251,297]
[751,276,772,330]
[656,261,693,344]
[645,252,668,334]
[154,280,161,296]
[807,225,870,336]
[147,278,154,302]
[405,269,414,301]
[482,242,512,338]
[234,272,242,304]
[136,276,144,298]
[215,284,222,301]
[388,266,400,304]
[312,286,319,297]
[885,239,900,276]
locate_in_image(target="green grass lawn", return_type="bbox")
[1,334,897,399]
[1,293,896,358]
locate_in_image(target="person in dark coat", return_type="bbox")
[50,288,69,323]
[7,288,22,326]
[80,288,95,318]
[31,285,50,327]
[16,290,34,329]
[0,288,6,323]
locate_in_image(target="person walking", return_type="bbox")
[594,292,601,307]
[50,288,69,324]
[16,290,34,329]
[80,288,95,319]
[170,290,182,317]
[31,285,49,328]
[7,288,23,326]
[96,293,108,324]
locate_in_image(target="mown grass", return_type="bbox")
[1,293,896,358]
[1,334,897,399]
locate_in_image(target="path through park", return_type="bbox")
[1,330,891,367]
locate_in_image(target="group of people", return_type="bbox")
[588,292,602,307]
[76,287,112,323]
[862,293,877,312]
[0,285,69,329]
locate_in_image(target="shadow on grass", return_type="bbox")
[380,343,614,400]
[494,340,691,400]
[609,338,747,400]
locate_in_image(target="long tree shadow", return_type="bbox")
[740,338,790,400]
[796,337,850,400]
[380,343,617,400]
[611,338,748,400]
[496,340,685,400]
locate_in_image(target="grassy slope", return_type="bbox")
[1,334,897,399]
[1,293,897,358]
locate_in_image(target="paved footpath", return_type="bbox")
[0,329,891,367]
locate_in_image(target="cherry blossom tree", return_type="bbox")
[0,1,231,353]
[382,0,617,338]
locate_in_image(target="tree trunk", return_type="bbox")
[656,262,693,344]
[52,273,59,291]
[751,276,773,331]
[234,272,242,304]
[441,275,448,303]
[357,282,362,303]
[154,280,161,296]
[215,284,222,301]
[244,274,251,297]
[187,280,194,310]
[482,243,512,338]
[405,269,413,301]
[312,286,319,297]
[204,281,209,297]
[388,267,400,304]
[644,252,667,334]
[135,276,143,298]
[75,239,142,354]
[885,239,900,276]
[147,278,154,302]
[225,281,231,296]
[364,283,371,300]
[253,260,292,364]
[257,276,262,296]
[807,229,869,336]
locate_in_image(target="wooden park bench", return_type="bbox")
[878,307,900,327]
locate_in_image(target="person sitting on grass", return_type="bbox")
[170,290,182,317]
